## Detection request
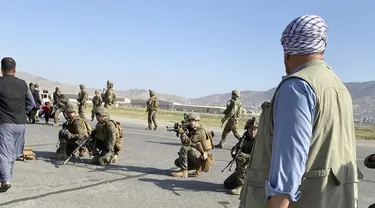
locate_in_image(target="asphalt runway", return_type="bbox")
[1,115,375,208]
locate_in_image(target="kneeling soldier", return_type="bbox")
[90,106,123,166]
[56,103,92,159]
[223,121,258,195]
[172,113,214,177]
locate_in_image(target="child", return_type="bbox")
[42,102,52,124]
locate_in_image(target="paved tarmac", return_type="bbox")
[0,115,374,208]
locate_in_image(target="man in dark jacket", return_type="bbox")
[0,57,35,192]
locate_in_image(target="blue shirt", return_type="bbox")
[265,76,317,201]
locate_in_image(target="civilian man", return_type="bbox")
[239,15,361,208]
[0,57,35,192]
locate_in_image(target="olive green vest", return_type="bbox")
[239,59,362,208]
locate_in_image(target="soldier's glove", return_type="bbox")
[178,127,185,135]
[62,130,72,139]
[201,152,208,160]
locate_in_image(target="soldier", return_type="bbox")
[215,90,242,148]
[244,117,256,130]
[89,106,123,166]
[145,90,159,130]
[223,121,258,195]
[103,80,116,111]
[53,87,61,106]
[172,113,214,177]
[91,90,102,121]
[77,84,88,119]
[52,94,70,126]
[56,103,91,159]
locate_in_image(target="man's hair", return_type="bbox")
[1,57,16,73]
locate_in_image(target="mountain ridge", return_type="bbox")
[15,71,375,112]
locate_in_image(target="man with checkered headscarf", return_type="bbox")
[239,15,361,208]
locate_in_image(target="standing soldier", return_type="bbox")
[104,80,116,111]
[215,90,242,149]
[77,84,88,119]
[91,90,102,121]
[145,90,159,130]
[53,87,61,106]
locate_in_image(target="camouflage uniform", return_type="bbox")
[77,84,88,119]
[91,90,102,121]
[146,90,159,130]
[103,80,116,112]
[90,106,123,166]
[53,94,70,126]
[215,90,242,148]
[56,103,91,159]
[172,113,208,177]
[224,122,258,195]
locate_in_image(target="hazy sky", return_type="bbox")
[1,0,374,98]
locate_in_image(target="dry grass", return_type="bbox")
[83,105,254,128]
[83,105,375,140]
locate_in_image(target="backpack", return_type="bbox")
[108,120,124,153]
[201,128,214,152]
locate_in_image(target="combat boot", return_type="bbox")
[231,186,242,195]
[111,155,118,163]
[214,143,223,149]
[154,125,158,130]
[171,169,188,178]
[145,127,151,130]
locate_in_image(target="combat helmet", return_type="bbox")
[65,103,76,113]
[149,90,155,96]
[232,90,240,97]
[79,84,85,89]
[364,154,375,169]
[187,113,200,121]
[107,80,113,86]
[96,106,109,116]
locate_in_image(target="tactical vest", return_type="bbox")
[95,119,123,153]
[240,59,361,208]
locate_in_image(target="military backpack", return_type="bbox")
[107,120,124,152]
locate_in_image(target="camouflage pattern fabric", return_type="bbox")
[174,125,207,170]
[104,88,115,111]
[91,94,102,120]
[217,98,242,147]
[90,117,121,166]
[56,115,91,159]
[77,88,88,119]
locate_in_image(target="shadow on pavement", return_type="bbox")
[139,178,227,195]
[146,140,181,146]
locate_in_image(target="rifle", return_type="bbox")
[56,122,69,147]
[63,136,92,165]
[166,121,189,137]
[221,132,246,172]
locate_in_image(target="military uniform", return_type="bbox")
[104,80,116,112]
[53,94,70,126]
[77,84,88,119]
[172,113,213,177]
[224,122,257,195]
[215,90,242,148]
[146,90,159,130]
[91,90,102,121]
[56,103,92,159]
[90,106,123,166]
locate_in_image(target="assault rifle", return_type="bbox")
[166,121,189,137]
[221,131,246,172]
[63,136,93,165]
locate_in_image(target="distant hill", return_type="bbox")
[13,71,375,112]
